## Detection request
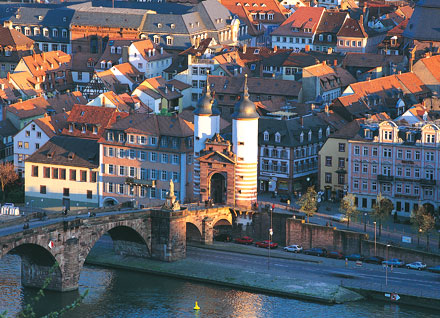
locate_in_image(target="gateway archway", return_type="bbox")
[210,173,226,204]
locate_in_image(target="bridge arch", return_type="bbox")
[103,197,119,207]
[186,222,202,242]
[2,242,63,291]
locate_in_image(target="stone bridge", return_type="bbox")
[0,206,234,292]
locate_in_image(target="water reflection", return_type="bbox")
[0,253,439,318]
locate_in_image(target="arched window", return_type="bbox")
[263,131,269,141]
[275,132,281,143]
[116,47,121,54]
[153,35,160,44]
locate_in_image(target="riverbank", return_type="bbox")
[85,245,363,305]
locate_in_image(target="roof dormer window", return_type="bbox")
[116,47,121,54]
[300,132,304,143]
[111,46,115,54]
[308,130,312,141]
[326,126,330,137]
[275,132,281,143]
[263,131,269,141]
[100,61,106,69]
[157,23,162,28]
[318,128,322,139]
[38,15,43,21]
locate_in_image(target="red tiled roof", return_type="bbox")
[6,96,49,119]
[337,18,367,38]
[419,55,440,83]
[271,7,325,37]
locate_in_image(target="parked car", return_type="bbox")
[327,251,344,259]
[214,233,232,242]
[234,236,253,245]
[364,256,385,264]
[255,240,278,249]
[303,247,327,257]
[427,265,440,273]
[382,258,405,267]
[346,254,364,261]
[330,213,348,223]
[406,262,426,270]
[283,245,303,253]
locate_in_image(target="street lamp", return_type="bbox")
[268,205,274,270]
[373,221,377,255]
[386,244,391,286]
[364,213,367,232]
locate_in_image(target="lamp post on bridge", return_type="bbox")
[373,221,377,255]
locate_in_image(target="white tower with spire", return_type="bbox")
[193,77,220,199]
[231,75,259,206]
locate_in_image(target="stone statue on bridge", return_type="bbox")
[162,179,180,211]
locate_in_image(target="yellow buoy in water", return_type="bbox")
[193,301,200,311]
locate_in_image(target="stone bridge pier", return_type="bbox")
[0,205,237,292]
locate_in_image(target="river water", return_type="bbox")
[0,254,438,318]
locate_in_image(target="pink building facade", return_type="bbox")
[348,121,440,217]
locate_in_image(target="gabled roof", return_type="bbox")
[271,7,324,37]
[416,55,440,83]
[342,52,404,69]
[0,119,18,138]
[337,17,367,38]
[315,11,348,35]
[6,96,49,119]
[62,104,125,139]
[26,135,99,169]
[197,150,235,164]
[131,39,172,62]
[46,91,87,114]
[0,26,34,48]
[33,111,70,138]
[136,76,185,100]
[105,112,194,138]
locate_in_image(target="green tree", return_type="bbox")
[299,186,317,223]
[411,205,436,250]
[0,163,18,203]
[372,193,393,237]
[340,193,358,229]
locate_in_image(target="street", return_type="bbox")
[188,243,440,299]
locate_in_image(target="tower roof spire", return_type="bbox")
[231,74,259,120]
[194,70,219,116]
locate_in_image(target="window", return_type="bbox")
[362,181,368,191]
[372,182,377,191]
[108,147,114,157]
[118,148,125,158]
[151,152,157,162]
[119,166,125,176]
[383,131,392,140]
[339,143,345,152]
[383,148,392,158]
[161,153,168,163]
[338,158,345,168]
[362,163,368,174]
[32,166,38,177]
[40,185,46,194]
[161,170,167,181]
[150,137,157,145]
[263,132,269,141]
[425,169,434,180]
[338,174,344,185]
[140,136,146,144]
[60,169,66,180]
[372,147,378,156]
[325,156,332,166]
[151,169,157,180]
[43,44,48,52]
[425,134,435,143]
[119,184,124,194]
[63,188,69,197]
[325,173,332,183]
[382,184,391,193]
[396,167,402,176]
[362,147,368,156]
[90,171,97,183]
[354,162,359,173]
[353,179,359,189]
[173,171,179,182]
[43,167,50,178]
[382,166,391,176]
[415,151,421,160]
[129,135,135,143]
[354,146,360,155]
[87,190,92,199]
[150,187,156,198]
[129,149,136,159]
[161,189,167,199]
[414,168,420,178]
[172,154,179,164]
[405,168,411,177]
[405,150,411,160]
[108,164,114,174]
[18,141,23,149]
[275,133,281,143]
[397,149,403,159]
[425,152,434,161]
[62,29,68,38]
[405,184,411,194]
[396,183,402,193]
[80,170,87,182]
[129,167,136,177]
[414,186,419,196]
[69,169,76,181]
[35,143,40,149]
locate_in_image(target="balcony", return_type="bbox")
[377,175,394,182]
[420,179,436,186]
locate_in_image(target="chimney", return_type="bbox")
[148,49,151,57]
[333,59,337,66]
[243,44,247,54]
[305,45,310,52]
[274,45,278,53]
[322,60,326,66]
